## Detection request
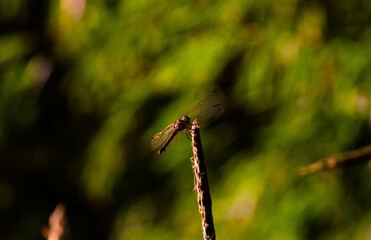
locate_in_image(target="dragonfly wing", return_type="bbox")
[184,89,224,118]
[150,123,174,153]
[185,89,225,127]
[190,104,225,127]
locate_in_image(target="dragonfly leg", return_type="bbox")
[185,128,192,141]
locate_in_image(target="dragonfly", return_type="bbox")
[150,89,225,155]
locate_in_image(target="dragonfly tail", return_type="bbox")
[158,147,166,154]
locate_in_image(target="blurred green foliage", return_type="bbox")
[1,0,371,239]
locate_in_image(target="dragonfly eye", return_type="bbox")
[182,115,191,124]
[180,115,190,122]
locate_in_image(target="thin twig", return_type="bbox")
[299,145,371,175]
[190,120,216,240]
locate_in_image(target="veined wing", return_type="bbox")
[184,89,225,127]
[189,104,225,127]
[150,123,174,153]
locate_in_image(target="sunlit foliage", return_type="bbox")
[1,0,371,239]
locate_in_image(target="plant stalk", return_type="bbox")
[190,120,215,240]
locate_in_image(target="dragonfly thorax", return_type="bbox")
[174,115,190,131]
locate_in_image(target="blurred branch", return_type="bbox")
[190,120,216,240]
[299,145,371,175]
[42,203,68,240]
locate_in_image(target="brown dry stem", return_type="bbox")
[42,203,67,240]
[191,120,216,240]
[299,145,371,175]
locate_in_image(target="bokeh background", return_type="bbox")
[1,0,371,239]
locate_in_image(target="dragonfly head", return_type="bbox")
[181,115,190,124]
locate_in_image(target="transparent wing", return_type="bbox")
[184,89,225,127]
[150,123,174,153]
[190,104,225,127]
